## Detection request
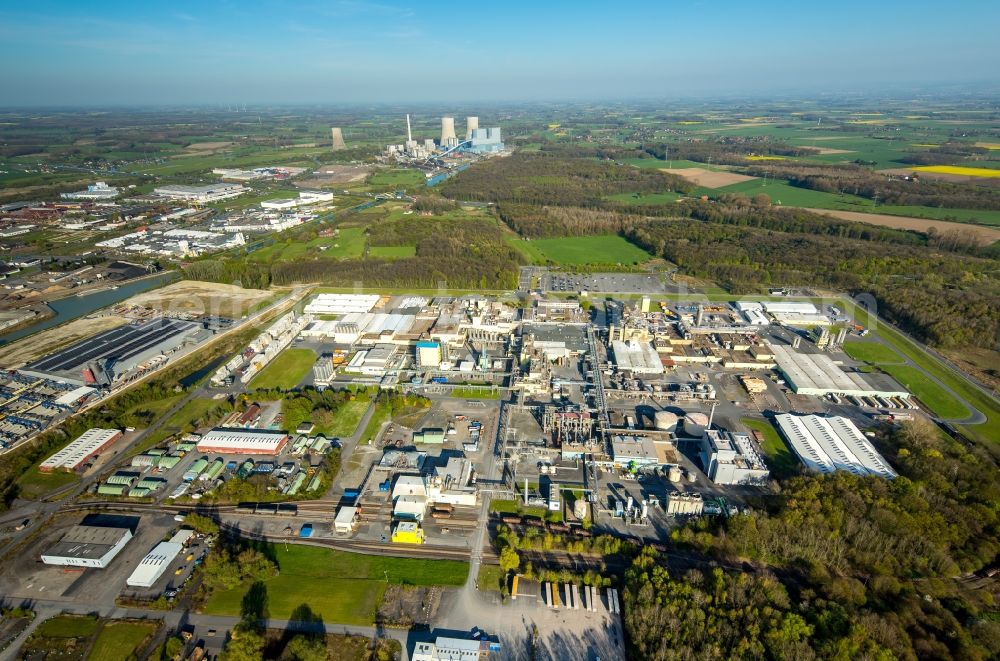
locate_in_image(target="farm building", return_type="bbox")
[41,525,133,568]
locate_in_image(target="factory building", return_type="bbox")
[195,428,290,455]
[39,428,123,472]
[415,341,442,368]
[770,344,910,398]
[21,318,201,386]
[611,435,661,468]
[41,525,133,568]
[774,414,896,479]
[467,127,504,153]
[60,182,119,200]
[413,637,500,661]
[153,183,247,202]
[303,293,380,315]
[611,339,664,375]
[126,537,185,587]
[700,429,770,485]
[344,344,397,376]
[391,521,425,544]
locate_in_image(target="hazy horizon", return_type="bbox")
[2,0,999,106]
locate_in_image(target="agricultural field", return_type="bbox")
[248,348,316,390]
[513,235,652,266]
[368,245,417,258]
[202,545,467,625]
[662,167,756,188]
[912,165,1000,178]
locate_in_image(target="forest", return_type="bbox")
[625,420,1000,660]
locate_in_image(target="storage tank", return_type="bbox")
[683,412,709,436]
[686,469,697,483]
[654,411,678,432]
[573,498,588,520]
[668,465,683,483]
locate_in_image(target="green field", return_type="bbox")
[35,614,99,639]
[514,235,652,266]
[367,169,425,190]
[369,245,417,258]
[842,340,904,365]
[249,348,316,390]
[16,468,79,500]
[321,398,371,437]
[202,545,467,625]
[133,397,225,454]
[605,191,682,205]
[742,418,799,477]
[249,227,367,262]
[879,365,970,419]
[87,621,159,661]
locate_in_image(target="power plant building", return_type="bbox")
[41,525,133,568]
[465,116,479,140]
[39,428,124,472]
[467,127,504,153]
[774,414,897,479]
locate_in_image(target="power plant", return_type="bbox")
[330,127,346,150]
[440,117,457,147]
[465,116,478,140]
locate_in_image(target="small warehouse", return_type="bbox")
[394,495,428,521]
[334,506,359,533]
[391,521,425,545]
[41,525,133,568]
[126,540,184,588]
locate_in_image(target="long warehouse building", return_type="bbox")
[39,428,123,472]
[195,428,290,455]
[126,540,183,587]
[770,344,910,398]
[21,318,200,386]
[41,525,133,568]
[303,293,380,315]
[774,413,897,479]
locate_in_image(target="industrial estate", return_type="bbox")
[0,86,999,661]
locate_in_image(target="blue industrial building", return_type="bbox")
[466,127,504,153]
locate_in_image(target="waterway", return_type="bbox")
[0,271,178,345]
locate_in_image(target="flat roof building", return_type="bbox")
[41,525,132,568]
[413,637,500,661]
[774,414,896,479]
[126,540,184,587]
[770,344,909,398]
[61,182,119,200]
[153,183,247,202]
[304,293,380,315]
[195,428,290,455]
[700,429,770,485]
[39,429,123,472]
[611,339,664,375]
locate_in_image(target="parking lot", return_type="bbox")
[540,272,667,294]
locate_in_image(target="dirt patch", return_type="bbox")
[804,208,1000,245]
[184,141,232,152]
[376,585,441,627]
[0,315,126,367]
[296,164,374,188]
[660,167,757,188]
[803,147,854,155]
[126,280,273,318]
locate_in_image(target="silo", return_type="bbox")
[573,498,588,520]
[686,469,697,483]
[654,411,678,432]
[683,412,709,436]
[331,127,346,150]
[441,117,456,144]
[668,466,682,483]
[466,116,479,140]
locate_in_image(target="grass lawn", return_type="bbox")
[742,418,798,478]
[250,227,367,262]
[369,245,417,259]
[88,621,159,661]
[516,235,652,266]
[477,564,506,593]
[16,469,79,500]
[203,545,467,625]
[35,614,99,639]
[842,340,904,365]
[880,365,971,419]
[321,398,371,438]
[367,169,425,190]
[133,397,224,454]
[249,348,316,390]
[490,499,559,521]
[605,191,682,205]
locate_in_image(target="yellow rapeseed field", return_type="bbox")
[745,155,787,161]
[913,165,1000,178]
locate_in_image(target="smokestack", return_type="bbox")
[708,402,716,429]
[466,116,479,140]
[441,117,456,144]
[330,127,346,150]
[406,114,412,143]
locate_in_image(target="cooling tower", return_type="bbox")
[466,116,479,140]
[330,127,346,150]
[654,411,678,432]
[441,117,456,144]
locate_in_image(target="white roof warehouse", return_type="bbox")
[39,428,123,472]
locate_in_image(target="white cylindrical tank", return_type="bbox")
[684,412,709,436]
[686,469,697,483]
[573,498,588,520]
[668,466,682,483]
[654,411,678,432]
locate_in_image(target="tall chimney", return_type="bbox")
[330,127,346,150]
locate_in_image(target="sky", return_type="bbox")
[1,0,998,106]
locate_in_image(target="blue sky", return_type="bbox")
[1,0,998,105]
